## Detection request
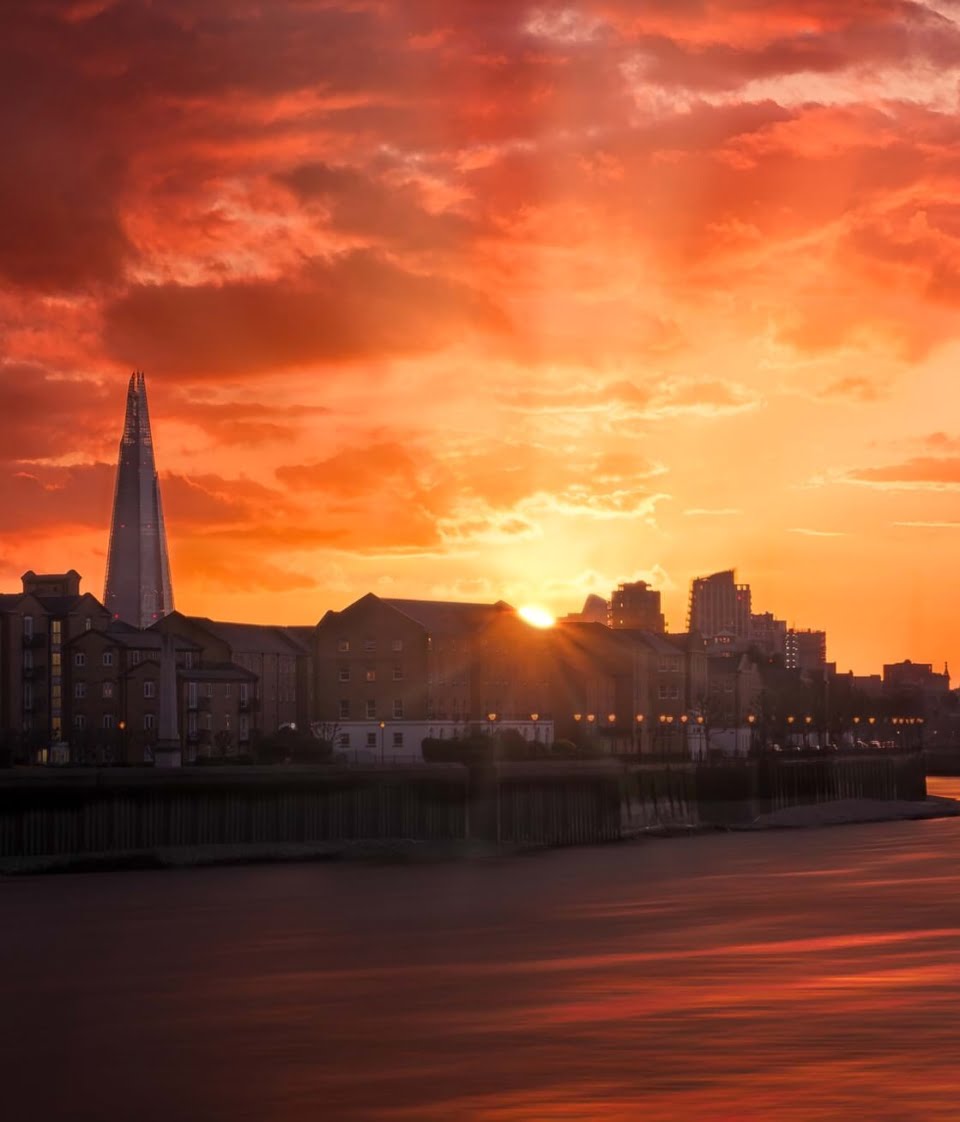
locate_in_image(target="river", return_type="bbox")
[3,779,960,1120]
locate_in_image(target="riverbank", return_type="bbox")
[2,794,956,875]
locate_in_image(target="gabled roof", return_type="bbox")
[182,615,309,655]
[0,593,22,611]
[381,597,514,636]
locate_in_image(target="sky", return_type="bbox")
[3,0,960,675]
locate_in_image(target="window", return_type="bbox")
[393,699,403,719]
[84,617,92,632]
[670,686,680,700]
[365,699,376,719]
[144,714,156,731]
[130,650,141,666]
[391,639,403,652]
[392,731,404,748]
[338,732,350,747]
[339,699,351,719]
[364,668,376,682]
[143,680,156,699]
[337,639,350,653]
[74,682,86,699]
[51,620,61,643]
[184,652,194,669]
[366,732,377,748]
[393,664,403,681]
[102,651,113,667]
[102,714,114,729]
[102,682,114,699]
[74,652,86,668]
[658,684,669,700]
[239,716,249,740]
[23,616,33,639]
[51,652,61,669]
[73,714,85,731]
[188,712,198,736]
[363,638,376,653]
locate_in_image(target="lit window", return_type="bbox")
[365,668,376,682]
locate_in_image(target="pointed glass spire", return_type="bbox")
[103,372,175,628]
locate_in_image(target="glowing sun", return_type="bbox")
[518,604,556,629]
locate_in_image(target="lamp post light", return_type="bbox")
[635,713,644,757]
[747,712,756,755]
[378,719,385,764]
[852,715,861,749]
[804,714,813,751]
[118,719,127,767]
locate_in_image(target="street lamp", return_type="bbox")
[635,713,644,756]
[378,719,385,764]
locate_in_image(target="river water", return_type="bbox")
[3,779,960,1121]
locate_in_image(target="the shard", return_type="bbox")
[103,371,175,628]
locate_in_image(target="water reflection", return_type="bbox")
[2,784,960,1120]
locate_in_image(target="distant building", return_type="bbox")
[103,372,175,629]
[0,570,110,759]
[153,612,312,743]
[609,581,666,632]
[64,622,256,764]
[558,594,609,624]
[749,612,787,659]
[688,570,751,641]
[785,629,827,673]
[314,594,554,759]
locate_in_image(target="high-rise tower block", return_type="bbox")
[103,372,174,628]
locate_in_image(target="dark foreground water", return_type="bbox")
[4,781,960,1121]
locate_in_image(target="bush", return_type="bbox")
[422,734,495,766]
[253,727,333,765]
